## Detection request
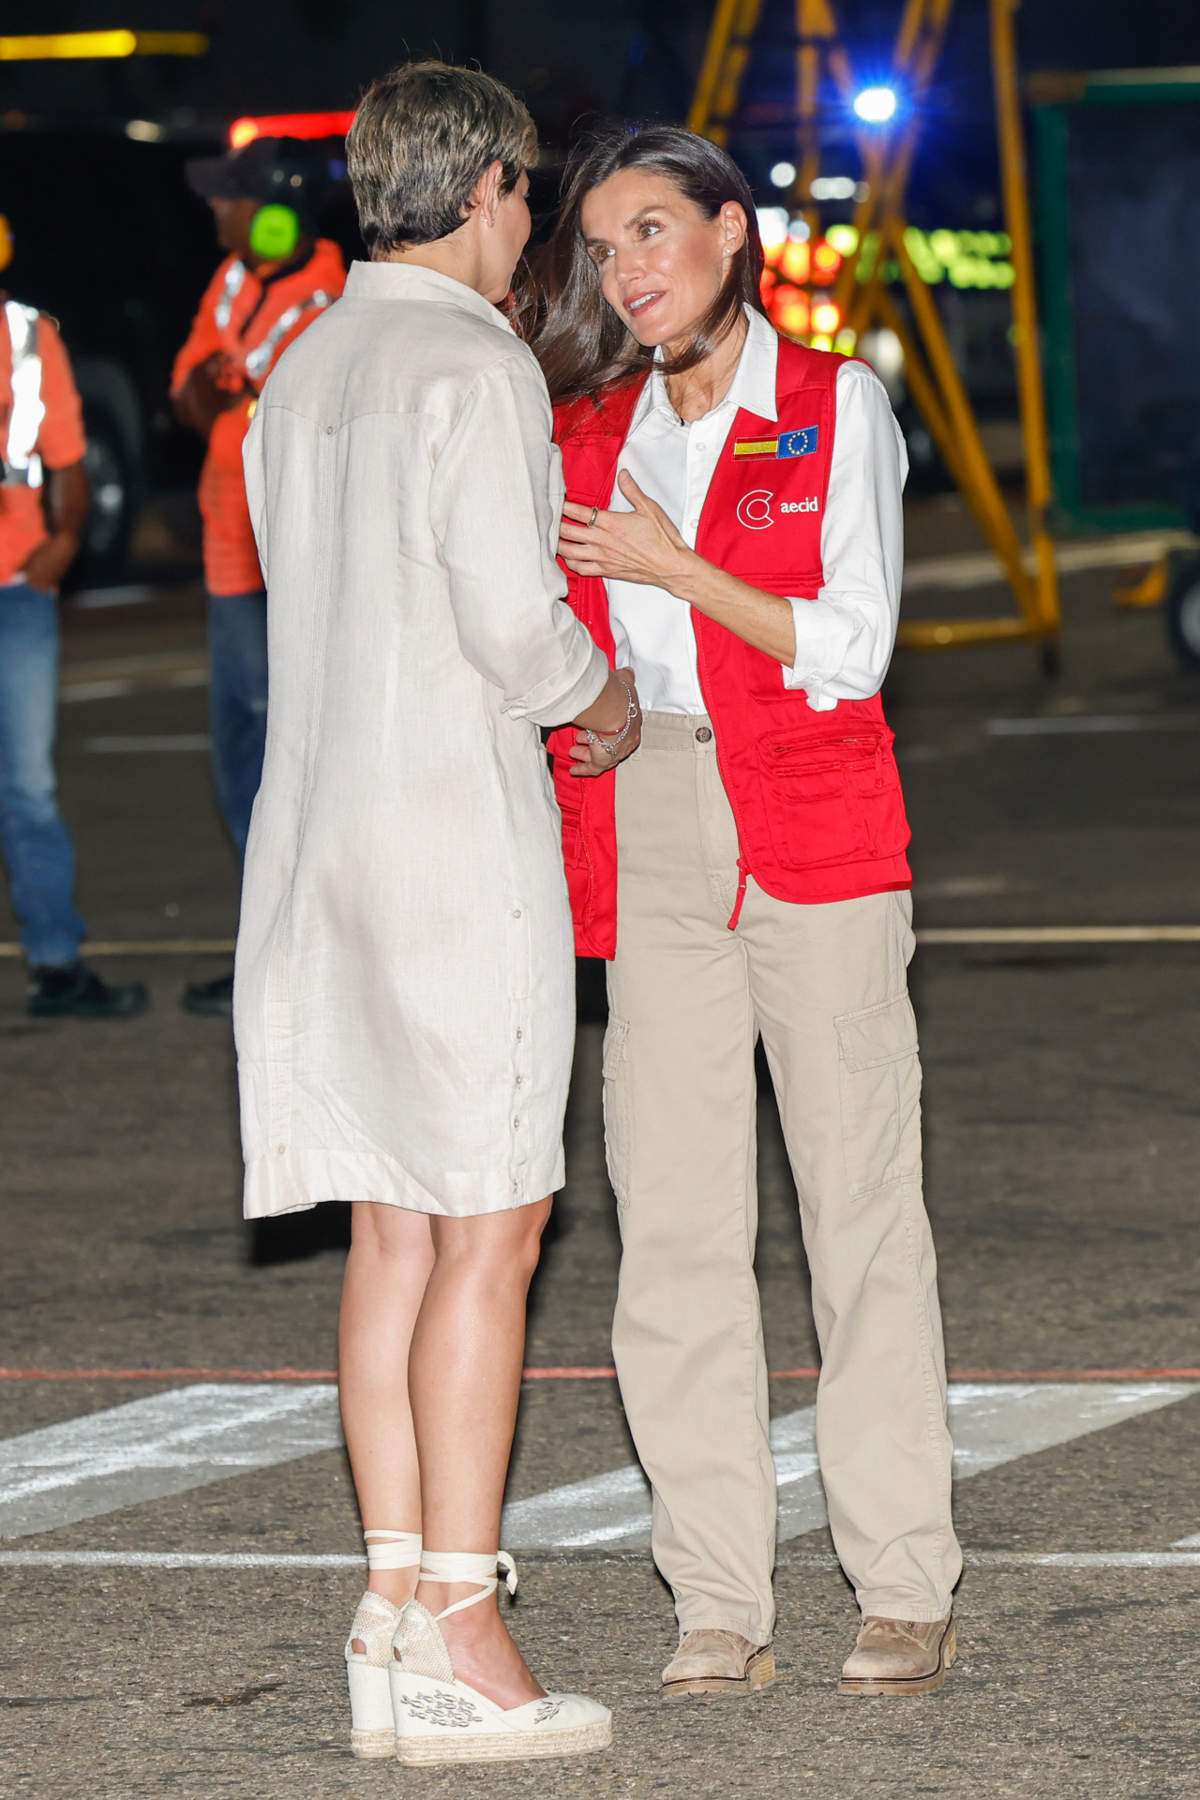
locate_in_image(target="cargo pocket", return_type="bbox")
[834,993,922,1198]
[601,1014,633,1216]
[757,730,909,872]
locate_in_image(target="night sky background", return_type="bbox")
[6,1,1200,156]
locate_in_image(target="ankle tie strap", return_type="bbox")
[363,1529,422,1572]
[419,1550,518,1621]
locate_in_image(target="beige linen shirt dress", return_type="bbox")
[234,261,608,1218]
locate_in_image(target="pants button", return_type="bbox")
[695,726,713,743]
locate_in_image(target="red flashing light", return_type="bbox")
[761,230,847,342]
[229,110,355,149]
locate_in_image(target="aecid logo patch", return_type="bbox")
[736,490,774,529]
[735,490,821,529]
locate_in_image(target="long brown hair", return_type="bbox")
[534,124,767,406]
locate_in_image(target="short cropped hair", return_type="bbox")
[347,61,537,255]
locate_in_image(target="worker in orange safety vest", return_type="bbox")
[0,214,148,1018]
[172,136,345,1015]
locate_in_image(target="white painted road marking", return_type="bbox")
[902,529,1193,593]
[502,1382,1197,1551]
[81,734,210,754]
[1,926,1199,961]
[2,1382,1194,1548]
[3,1548,1200,1571]
[987,713,1200,737]
[0,1383,341,1540]
[59,650,208,705]
[0,938,238,958]
[913,875,1015,900]
[916,926,1200,946]
[72,585,153,610]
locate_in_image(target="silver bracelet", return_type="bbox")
[585,684,639,757]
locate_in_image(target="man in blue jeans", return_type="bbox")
[0,288,147,1017]
[171,139,345,1016]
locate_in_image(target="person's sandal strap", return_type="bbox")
[364,1529,422,1571]
[420,1550,518,1620]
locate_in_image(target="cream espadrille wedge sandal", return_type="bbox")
[345,1530,421,1758]
[389,1551,612,1765]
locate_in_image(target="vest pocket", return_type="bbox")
[756,729,909,871]
[834,993,922,1198]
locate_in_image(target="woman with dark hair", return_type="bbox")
[236,65,634,1765]
[537,124,962,1700]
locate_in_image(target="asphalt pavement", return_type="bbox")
[2,500,1199,1799]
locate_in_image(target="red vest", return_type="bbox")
[548,335,912,959]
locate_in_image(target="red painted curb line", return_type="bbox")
[1,1365,1198,1383]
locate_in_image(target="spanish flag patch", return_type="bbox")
[732,426,819,459]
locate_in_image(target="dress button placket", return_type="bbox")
[511,941,530,1196]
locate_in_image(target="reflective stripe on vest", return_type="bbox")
[243,289,333,381]
[214,260,247,331]
[3,300,45,490]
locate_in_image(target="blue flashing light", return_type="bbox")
[853,85,897,125]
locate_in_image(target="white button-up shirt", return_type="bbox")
[606,307,907,713]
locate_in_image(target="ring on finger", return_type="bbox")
[586,504,599,527]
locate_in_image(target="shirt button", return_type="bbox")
[511,908,522,919]
[325,424,335,436]
[515,1028,523,1042]
[515,1074,523,1086]
[276,1144,286,1156]
[513,1117,521,1129]
[696,726,713,743]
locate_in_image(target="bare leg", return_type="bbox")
[411,1198,552,1710]
[339,1201,435,1641]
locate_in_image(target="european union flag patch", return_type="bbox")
[732,426,819,459]
[778,426,819,458]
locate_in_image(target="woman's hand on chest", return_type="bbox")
[559,470,695,592]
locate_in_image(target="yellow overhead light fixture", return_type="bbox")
[0,30,208,61]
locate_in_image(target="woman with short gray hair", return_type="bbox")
[235,61,635,1764]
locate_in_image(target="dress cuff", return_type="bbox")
[505,638,610,728]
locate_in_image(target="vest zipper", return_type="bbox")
[693,571,753,933]
[728,856,749,930]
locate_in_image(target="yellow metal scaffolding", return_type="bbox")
[690,0,1062,667]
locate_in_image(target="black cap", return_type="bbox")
[186,136,311,206]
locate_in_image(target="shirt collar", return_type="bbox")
[636,305,779,431]
[727,307,779,423]
[343,259,514,335]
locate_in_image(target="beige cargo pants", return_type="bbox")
[605,712,962,1646]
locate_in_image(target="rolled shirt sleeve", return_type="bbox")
[783,360,907,711]
[431,349,608,727]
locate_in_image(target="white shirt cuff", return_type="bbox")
[783,595,857,712]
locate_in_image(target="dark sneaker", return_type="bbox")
[27,961,149,1019]
[181,970,234,1017]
